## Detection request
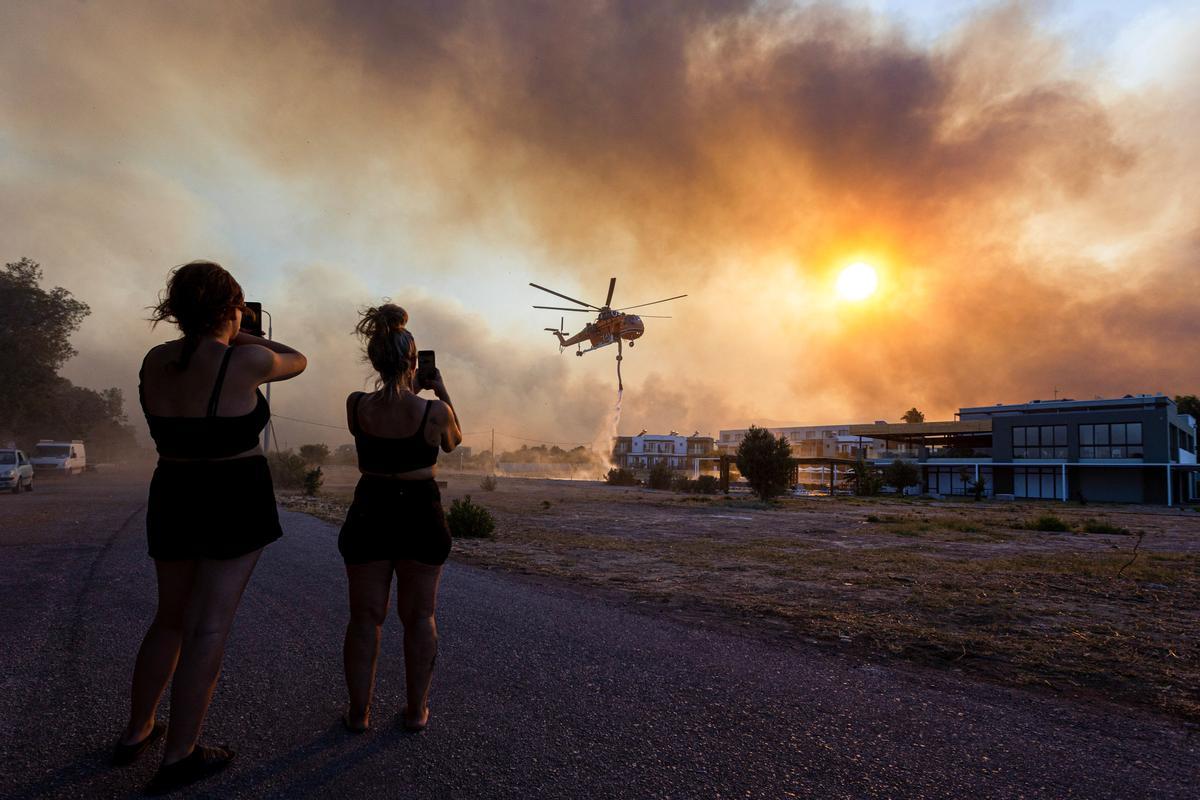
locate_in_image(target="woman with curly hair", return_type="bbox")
[117,260,306,794]
[340,303,462,733]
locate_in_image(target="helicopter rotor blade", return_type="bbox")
[533,305,593,312]
[615,294,688,311]
[635,314,672,318]
[529,282,600,310]
[604,277,616,307]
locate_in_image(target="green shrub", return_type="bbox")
[852,457,883,496]
[302,466,324,496]
[1030,514,1069,532]
[670,472,692,492]
[1082,518,1129,535]
[446,495,496,539]
[605,467,637,486]
[694,475,720,495]
[268,450,308,489]
[299,443,330,465]
[647,462,674,490]
[480,474,497,492]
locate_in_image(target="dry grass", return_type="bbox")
[283,468,1200,720]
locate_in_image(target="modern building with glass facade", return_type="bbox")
[851,395,1198,505]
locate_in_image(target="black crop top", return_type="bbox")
[140,348,270,459]
[349,393,440,474]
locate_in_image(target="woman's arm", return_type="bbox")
[428,370,463,453]
[233,331,307,383]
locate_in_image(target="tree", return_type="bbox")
[884,460,921,496]
[299,443,330,465]
[735,426,793,501]
[333,443,357,464]
[0,258,90,437]
[851,455,883,496]
[902,407,925,424]
[0,258,135,457]
[1174,395,1200,419]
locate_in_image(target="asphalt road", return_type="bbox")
[0,471,1195,799]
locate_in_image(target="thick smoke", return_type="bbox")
[1,0,1197,444]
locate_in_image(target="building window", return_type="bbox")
[1079,423,1143,459]
[1013,466,1063,499]
[1012,425,1067,459]
[925,466,993,496]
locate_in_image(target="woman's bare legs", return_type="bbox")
[160,549,262,765]
[343,561,394,730]
[394,560,443,730]
[121,560,199,745]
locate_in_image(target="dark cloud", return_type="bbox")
[1,0,1196,439]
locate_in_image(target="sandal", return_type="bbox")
[144,744,235,795]
[111,723,165,767]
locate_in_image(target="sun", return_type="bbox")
[835,262,879,301]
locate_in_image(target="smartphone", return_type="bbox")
[417,350,436,389]
[240,302,265,337]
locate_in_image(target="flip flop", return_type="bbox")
[111,722,165,767]
[144,744,235,795]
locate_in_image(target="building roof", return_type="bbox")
[847,420,992,443]
[958,395,1172,417]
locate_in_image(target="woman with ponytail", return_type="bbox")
[340,303,462,733]
[119,261,306,793]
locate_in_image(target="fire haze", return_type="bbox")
[1,1,1198,451]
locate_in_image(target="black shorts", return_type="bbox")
[338,477,451,566]
[146,455,283,561]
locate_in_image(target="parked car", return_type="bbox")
[30,440,86,476]
[0,449,34,493]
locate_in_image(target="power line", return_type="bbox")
[272,413,347,431]
[273,414,590,447]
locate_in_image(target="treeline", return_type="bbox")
[0,258,138,461]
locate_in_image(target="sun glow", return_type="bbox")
[835,262,878,301]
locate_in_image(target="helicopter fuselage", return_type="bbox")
[553,312,644,351]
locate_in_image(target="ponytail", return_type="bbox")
[355,303,416,394]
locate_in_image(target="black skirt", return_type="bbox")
[146,455,283,561]
[338,477,451,566]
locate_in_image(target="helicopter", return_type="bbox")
[530,277,686,389]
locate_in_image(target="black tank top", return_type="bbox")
[350,393,440,473]
[140,348,270,459]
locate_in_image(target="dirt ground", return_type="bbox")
[284,466,1200,721]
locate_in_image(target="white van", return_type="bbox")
[30,440,87,476]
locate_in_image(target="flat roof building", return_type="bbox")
[612,432,718,476]
[850,394,1198,504]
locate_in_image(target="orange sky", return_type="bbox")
[1,1,1198,451]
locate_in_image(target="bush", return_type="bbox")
[480,474,497,492]
[1030,514,1069,532]
[299,443,330,465]
[647,462,674,490]
[1082,518,1129,535]
[303,466,324,496]
[267,450,308,489]
[670,472,692,492]
[852,457,883,496]
[446,495,496,539]
[694,475,720,495]
[605,468,637,486]
[735,426,793,501]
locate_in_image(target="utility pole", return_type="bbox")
[491,428,496,475]
[262,309,274,453]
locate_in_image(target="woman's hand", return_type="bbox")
[427,368,450,402]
